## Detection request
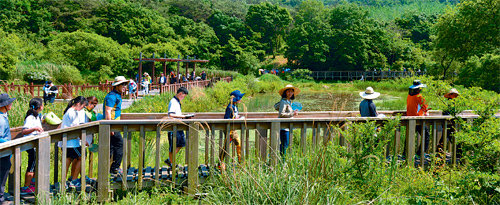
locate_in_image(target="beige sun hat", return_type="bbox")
[279,84,301,96]
[144,72,149,76]
[359,87,380,99]
[444,88,459,98]
[112,76,130,86]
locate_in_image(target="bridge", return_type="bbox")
[310,71,424,81]
[0,110,480,204]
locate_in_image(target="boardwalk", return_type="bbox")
[310,71,424,81]
[0,109,489,204]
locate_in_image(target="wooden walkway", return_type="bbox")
[310,71,424,81]
[0,110,485,204]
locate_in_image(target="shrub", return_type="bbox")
[16,61,84,84]
[290,68,313,81]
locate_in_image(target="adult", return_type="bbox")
[190,70,196,81]
[219,90,245,165]
[44,81,58,104]
[142,72,151,95]
[159,73,167,85]
[201,71,207,80]
[0,94,15,203]
[104,76,129,174]
[170,71,177,84]
[441,88,461,155]
[276,84,300,157]
[359,87,380,117]
[43,81,50,105]
[164,87,191,167]
[407,80,430,152]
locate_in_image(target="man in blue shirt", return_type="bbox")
[0,93,15,202]
[104,76,128,174]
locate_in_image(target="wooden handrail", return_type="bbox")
[0,111,492,203]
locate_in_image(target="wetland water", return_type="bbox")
[243,91,404,112]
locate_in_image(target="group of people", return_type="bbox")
[359,79,460,153]
[0,77,461,201]
[42,81,58,105]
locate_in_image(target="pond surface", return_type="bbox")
[242,91,405,112]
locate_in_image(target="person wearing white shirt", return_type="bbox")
[164,87,191,167]
[60,96,88,188]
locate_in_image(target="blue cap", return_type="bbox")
[230,90,245,102]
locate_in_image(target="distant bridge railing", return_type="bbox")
[310,71,425,81]
[0,110,482,203]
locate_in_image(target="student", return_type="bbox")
[201,71,207,80]
[60,96,88,188]
[43,81,50,105]
[104,76,129,175]
[21,98,45,194]
[359,87,380,117]
[219,90,245,165]
[407,80,430,152]
[47,82,58,104]
[128,80,138,100]
[142,73,151,95]
[83,96,100,146]
[276,85,300,157]
[170,71,177,84]
[0,94,15,203]
[164,87,191,167]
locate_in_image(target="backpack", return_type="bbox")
[274,101,281,111]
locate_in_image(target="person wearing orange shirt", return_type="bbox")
[407,80,430,152]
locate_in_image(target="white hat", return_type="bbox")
[359,87,380,99]
[278,84,301,96]
[112,76,129,86]
[444,88,459,98]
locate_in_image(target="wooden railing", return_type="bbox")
[310,71,425,81]
[0,111,482,203]
[1,77,232,99]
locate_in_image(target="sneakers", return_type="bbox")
[21,185,36,195]
[69,179,81,188]
[164,158,172,167]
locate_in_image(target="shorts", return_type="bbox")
[26,148,36,173]
[67,147,82,160]
[168,131,186,152]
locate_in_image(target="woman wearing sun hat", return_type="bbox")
[0,93,15,202]
[276,84,300,157]
[219,90,245,167]
[407,79,430,152]
[359,87,380,117]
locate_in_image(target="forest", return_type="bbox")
[0,0,498,92]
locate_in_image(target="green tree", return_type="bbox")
[220,36,260,74]
[458,53,500,92]
[246,2,292,57]
[433,0,500,79]
[47,31,132,83]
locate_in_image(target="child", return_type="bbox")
[83,96,99,145]
[60,96,88,188]
[128,80,138,100]
[219,90,245,167]
[21,98,45,194]
[0,94,15,203]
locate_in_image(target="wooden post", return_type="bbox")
[61,133,68,193]
[36,136,51,204]
[224,124,231,164]
[257,125,268,161]
[127,131,132,169]
[241,124,247,162]
[245,127,250,160]
[14,146,21,205]
[432,121,437,154]
[97,124,111,202]
[270,122,280,166]
[177,55,181,83]
[138,52,143,91]
[300,123,307,155]
[205,130,209,165]
[394,126,401,156]
[155,126,161,187]
[122,126,128,190]
[187,123,199,195]
[210,129,215,166]
[80,130,87,195]
[420,121,425,168]
[407,120,416,167]
[152,54,156,84]
[138,125,145,190]
[443,121,448,153]
[53,143,59,184]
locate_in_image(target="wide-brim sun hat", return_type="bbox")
[0,93,16,107]
[112,76,130,86]
[359,87,380,99]
[144,72,149,76]
[230,90,245,102]
[279,84,301,96]
[409,80,426,89]
[444,88,459,98]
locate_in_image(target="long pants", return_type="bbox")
[110,132,123,173]
[219,131,241,163]
[144,85,149,95]
[0,156,11,201]
[280,129,290,156]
